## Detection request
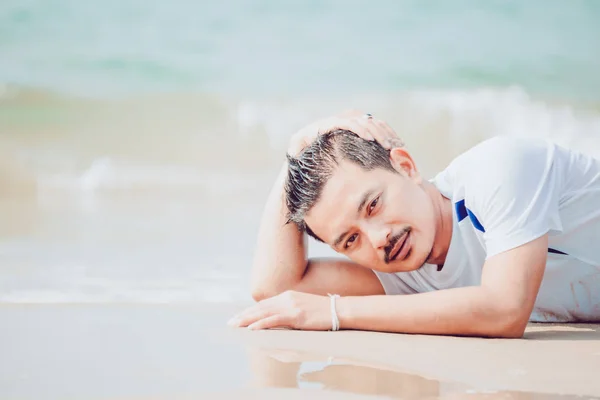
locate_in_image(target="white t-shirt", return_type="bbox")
[374,136,600,322]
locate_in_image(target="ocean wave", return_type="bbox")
[2,86,600,197]
[236,87,600,159]
[35,158,263,194]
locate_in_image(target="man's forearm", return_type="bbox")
[336,286,529,338]
[250,162,308,300]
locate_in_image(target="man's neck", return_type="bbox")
[423,181,453,267]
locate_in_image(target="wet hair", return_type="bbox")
[285,130,400,242]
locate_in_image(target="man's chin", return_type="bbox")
[376,260,424,274]
[393,262,424,273]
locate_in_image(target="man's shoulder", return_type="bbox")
[432,135,557,214]
[446,136,553,186]
[455,136,551,171]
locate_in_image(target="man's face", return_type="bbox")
[304,150,437,273]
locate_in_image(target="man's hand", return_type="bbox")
[287,110,402,157]
[228,290,332,331]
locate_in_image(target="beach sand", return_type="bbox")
[1,303,599,399]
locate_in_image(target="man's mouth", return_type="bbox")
[389,231,411,262]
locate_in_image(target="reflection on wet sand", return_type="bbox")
[247,346,448,398]
[246,346,598,400]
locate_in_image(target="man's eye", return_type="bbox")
[368,197,379,214]
[344,233,358,249]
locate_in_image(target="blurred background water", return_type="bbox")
[1,0,599,303]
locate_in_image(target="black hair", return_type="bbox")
[285,130,399,242]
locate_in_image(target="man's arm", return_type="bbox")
[235,233,547,338]
[250,162,308,300]
[250,161,384,301]
[336,234,549,338]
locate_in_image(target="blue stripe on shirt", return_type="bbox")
[454,199,567,256]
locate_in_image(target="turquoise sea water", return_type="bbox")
[1,0,599,101]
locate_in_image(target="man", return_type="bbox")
[228,111,600,338]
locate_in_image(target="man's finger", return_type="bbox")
[228,292,286,325]
[248,314,290,330]
[351,120,375,141]
[363,118,390,147]
[228,304,265,325]
[387,137,405,149]
[376,120,401,145]
[325,121,374,141]
[231,308,276,327]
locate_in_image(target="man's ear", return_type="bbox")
[389,148,421,183]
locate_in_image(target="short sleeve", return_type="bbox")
[464,137,563,258]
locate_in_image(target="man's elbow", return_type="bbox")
[250,265,305,302]
[487,305,529,338]
[492,321,527,339]
[250,270,279,302]
[251,286,275,302]
[251,281,291,302]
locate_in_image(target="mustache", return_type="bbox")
[384,226,412,264]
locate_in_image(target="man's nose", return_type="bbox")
[366,225,390,249]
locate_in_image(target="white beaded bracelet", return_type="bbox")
[328,293,341,331]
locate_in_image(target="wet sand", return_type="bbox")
[1,304,599,399]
